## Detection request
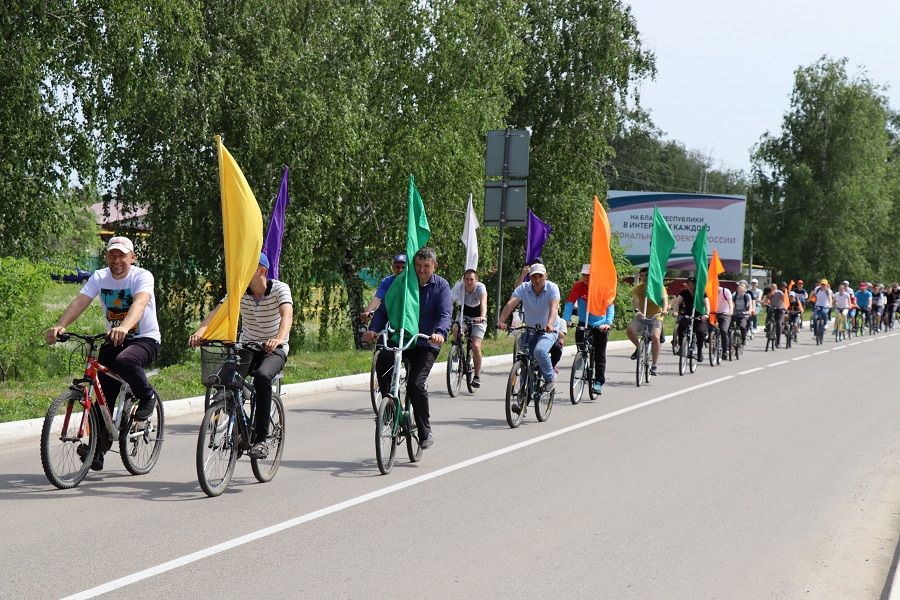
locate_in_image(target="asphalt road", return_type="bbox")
[3,329,900,599]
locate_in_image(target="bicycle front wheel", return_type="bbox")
[678,336,687,376]
[569,351,587,404]
[251,393,285,483]
[405,395,423,463]
[708,335,718,367]
[41,390,97,489]
[446,343,463,397]
[505,360,528,428]
[635,341,645,387]
[119,392,165,476]
[375,397,398,474]
[534,373,554,422]
[196,396,238,497]
[369,349,381,414]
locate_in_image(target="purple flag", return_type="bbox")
[262,166,289,280]
[525,209,552,263]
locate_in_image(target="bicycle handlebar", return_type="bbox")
[57,332,135,344]
[376,326,431,352]
[198,340,283,351]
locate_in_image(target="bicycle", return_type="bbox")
[729,315,746,361]
[196,341,286,497]
[369,342,407,413]
[834,309,849,342]
[764,307,781,351]
[813,308,827,345]
[446,316,478,397]
[569,324,602,404]
[40,332,164,489]
[676,314,699,376]
[633,313,657,386]
[505,324,557,428]
[782,313,793,350]
[374,327,429,474]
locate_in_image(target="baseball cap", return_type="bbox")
[751,278,758,284]
[529,263,547,276]
[392,254,407,264]
[842,280,849,286]
[106,236,134,254]
[819,278,828,285]
[789,291,796,297]
[580,264,591,275]
[259,252,270,270]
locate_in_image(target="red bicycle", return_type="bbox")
[40,332,165,489]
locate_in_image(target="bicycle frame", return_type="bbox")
[378,327,427,435]
[65,346,129,443]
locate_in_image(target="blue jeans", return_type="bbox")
[519,330,559,382]
[814,305,831,325]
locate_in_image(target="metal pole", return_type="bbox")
[494,128,512,332]
[747,229,753,283]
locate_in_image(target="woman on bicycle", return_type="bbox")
[671,277,708,362]
[562,264,614,395]
[450,269,488,387]
[732,281,752,346]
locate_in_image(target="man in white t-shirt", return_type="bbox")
[47,236,161,471]
[190,253,293,459]
[450,269,488,387]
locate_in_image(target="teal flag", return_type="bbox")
[384,175,431,341]
[691,225,709,314]
[647,206,675,307]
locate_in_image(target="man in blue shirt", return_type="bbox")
[363,247,452,449]
[360,253,407,321]
[855,282,873,330]
[497,262,561,397]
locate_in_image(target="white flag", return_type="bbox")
[461,193,479,271]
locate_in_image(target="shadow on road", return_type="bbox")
[278,458,398,478]
[0,471,212,501]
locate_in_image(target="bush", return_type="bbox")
[0,258,54,380]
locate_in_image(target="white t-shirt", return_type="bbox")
[716,287,733,315]
[450,280,487,318]
[80,266,161,344]
[834,290,852,310]
[813,286,833,308]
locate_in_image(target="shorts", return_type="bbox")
[630,314,662,335]
[467,320,487,340]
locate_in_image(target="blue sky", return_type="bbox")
[626,0,900,173]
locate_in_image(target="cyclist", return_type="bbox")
[833,282,852,336]
[712,284,734,358]
[732,281,752,347]
[786,291,803,339]
[360,254,407,321]
[363,247,451,449]
[762,283,786,346]
[748,279,763,333]
[671,277,708,362]
[854,282,873,332]
[794,279,808,328]
[562,264,614,395]
[873,284,887,332]
[497,262,561,396]
[627,267,667,376]
[549,314,568,372]
[190,252,293,459]
[887,284,899,330]
[810,279,833,335]
[46,236,161,471]
[450,269,488,387]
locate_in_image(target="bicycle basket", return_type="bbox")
[200,346,250,389]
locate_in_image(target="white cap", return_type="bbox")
[751,278,759,284]
[106,236,134,254]
[529,263,547,276]
[581,264,591,275]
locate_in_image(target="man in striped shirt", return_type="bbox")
[190,253,293,459]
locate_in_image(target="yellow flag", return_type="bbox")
[204,136,264,341]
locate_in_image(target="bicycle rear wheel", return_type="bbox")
[196,396,238,497]
[41,390,97,489]
[643,340,652,383]
[375,397,398,474]
[251,393,285,483]
[534,373,554,422]
[569,351,587,404]
[708,335,718,366]
[464,346,475,394]
[369,349,381,414]
[505,360,528,428]
[119,392,165,476]
[446,343,463,397]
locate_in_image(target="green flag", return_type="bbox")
[647,206,675,307]
[691,225,709,314]
[384,175,431,341]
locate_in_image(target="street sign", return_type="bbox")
[485,130,530,177]
[483,181,527,226]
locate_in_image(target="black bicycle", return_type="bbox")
[446,316,479,397]
[676,314,699,376]
[569,324,601,404]
[196,341,286,497]
[729,314,746,361]
[812,308,827,345]
[765,307,781,351]
[707,319,721,366]
[505,324,556,428]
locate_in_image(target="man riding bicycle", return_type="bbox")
[732,281,752,346]
[498,262,561,396]
[46,236,161,471]
[627,267,667,375]
[762,284,786,346]
[811,279,833,335]
[450,269,488,387]
[712,284,734,358]
[363,247,452,450]
[360,253,407,322]
[854,282,873,332]
[670,277,708,362]
[794,280,808,329]
[562,264,614,396]
[190,253,293,459]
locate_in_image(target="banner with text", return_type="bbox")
[607,191,746,273]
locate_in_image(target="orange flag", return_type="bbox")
[587,196,617,317]
[705,249,725,326]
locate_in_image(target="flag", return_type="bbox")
[705,249,725,326]
[691,226,709,314]
[647,206,675,307]
[461,193,479,271]
[204,136,264,341]
[525,209,552,263]
[262,165,289,280]
[587,196,617,317]
[384,175,431,341]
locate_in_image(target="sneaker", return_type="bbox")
[76,443,104,471]
[248,441,269,459]
[591,381,602,395]
[660,333,666,344]
[134,392,157,420]
[510,401,522,414]
[650,364,658,376]
[420,433,435,449]
[697,350,703,362]
[544,379,556,394]
[630,350,638,360]
[471,376,481,388]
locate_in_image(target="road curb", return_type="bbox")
[0,340,635,447]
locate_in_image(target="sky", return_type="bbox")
[625,0,900,174]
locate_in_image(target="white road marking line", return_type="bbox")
[848,342,861,347]
[738,367,764,375]
[814,350,830,355]
[862,338,874,343]
[63,375,736,600]
[792,355,812,361]
[766,360,789,367]
[833,345,846,350]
